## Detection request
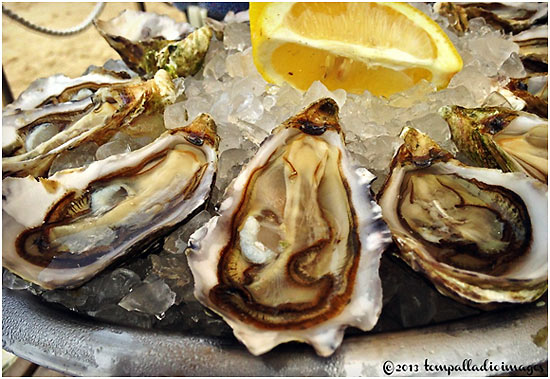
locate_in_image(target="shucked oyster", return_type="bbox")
[3,70,175,178]
[187,99,391,356]
[501,74,548,118]
[511,25,548,73]
[440,105,548,182]
[2,67,132,115]
[2,68,134,156]
[95,10,212,78]
[435,2,548,35]
[378,127,547,307]
[3,114,219,290]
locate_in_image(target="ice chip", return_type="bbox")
[118,277,176,316]
[223,22,251,52]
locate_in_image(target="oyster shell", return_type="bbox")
[440,105,548,182]
[2,68,132,115]
[2,98,94,156]
[511,25,548,73]
[3,113,219,290]
[3,70,176,178]
[504,74,548,118]
[187,99,391,356]
[95,10,212,78]
[378,127,547,307]
[435,2,548,34]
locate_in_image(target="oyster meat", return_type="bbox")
[3,70,176,178]
[378,127,547,307]
[440,105,548,182]
[2,114,219,290]
[95,10,212,78]
[187,99,391,356]
[3,68,132,114]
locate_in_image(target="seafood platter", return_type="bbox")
[2,2,548,376]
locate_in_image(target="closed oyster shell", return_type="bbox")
[95,10,212,78]
[440,105,548,182]
[2,113,219,290]
[377,127,547,307]
[187,99,391,356]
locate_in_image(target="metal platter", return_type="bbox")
[2,288,547,376]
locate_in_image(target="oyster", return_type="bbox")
[95,10,212,78]
[187,99,391,356]
[3,113,219,290]
[504,74,548,118]
[378,127,547,307]
[2,98,94,156]
[2,68,132,115]
[511,25,548,73]
[440,105,548,182]
[3,70,176,178]
[435,2,548,34]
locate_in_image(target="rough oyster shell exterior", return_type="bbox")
[95,10,212,78]
[440,105,548,182]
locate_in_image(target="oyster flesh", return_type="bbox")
[187,98,391,356]
[440,105,548,182]
[2,67,132,115]
[3,114,219,290]
[3,70,176,178]
[378,127,547,307]
[95,10,212,78]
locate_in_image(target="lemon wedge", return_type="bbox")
[250,2,463,97]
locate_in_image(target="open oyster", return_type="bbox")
[187,99,391,356]
[435,2,548,34]
[95,10,212,78]
[511,25,548,72]
[2,67,132,115]
[3,70,176,178]
[3,113,218,290]
[378,127,547,307]
[440,105,548,182]
[500,74,548,118]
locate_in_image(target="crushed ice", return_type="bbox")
[167,11,526,196]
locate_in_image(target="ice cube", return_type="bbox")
[448,64,494,104]
[95,139,131,160]
[223,22,251,52]
[118,276,176,317]
[302,81,347,108]
[2,270,30,290]
[150,253,195,304]
[163,210,213,255]
[164,102,189,129]
[499,52,526,78]
[48,141,99,176]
